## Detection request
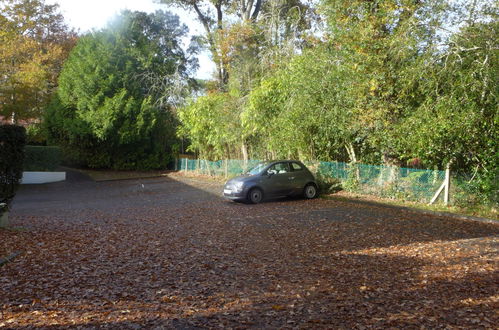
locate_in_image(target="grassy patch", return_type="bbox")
[169,170,227,184]
[68,167,171,182]
[325,191,498,221]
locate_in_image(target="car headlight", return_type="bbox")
[234,181,245,192]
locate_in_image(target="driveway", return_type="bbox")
[1,172,498,328]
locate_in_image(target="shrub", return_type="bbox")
[45,10,189,170]
[343,165,361,192]
[452,170,499,208]
[24,146,61,171]
[25,123,47,145]
[0,125,27,208]
[316,174,342,194]
[313,161,345,194]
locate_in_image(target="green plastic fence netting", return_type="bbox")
[177,158,446,204]
[311,161,446,203]
[177,159,262,177]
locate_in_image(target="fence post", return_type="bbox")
[205,159,211,176]
[174,158,178,171]
[184,158,188,173]
[224,159,228,178]
[429,162,451,205]
[444,163,451,205]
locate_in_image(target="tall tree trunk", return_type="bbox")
[215,2,228,86]
[345,143,357,163]
[190,0,262,88]
[192,2,227,87]
[345,143,360,180]
[241,142,248,167]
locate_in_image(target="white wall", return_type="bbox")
[21,172,66,184]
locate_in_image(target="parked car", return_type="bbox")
[223,160,318,204]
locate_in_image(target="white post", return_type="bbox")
[429,162,451,205]
[429,181,446,205]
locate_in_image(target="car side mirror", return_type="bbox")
[266,170,275,177]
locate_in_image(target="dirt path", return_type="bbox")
[1,173,498,328]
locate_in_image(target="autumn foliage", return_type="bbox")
[0,0,76,123]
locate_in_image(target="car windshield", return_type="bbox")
[247,162,271,175]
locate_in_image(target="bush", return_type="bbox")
[343,165,361,192]
[25,123,47,145]
[24,146,61,171]
[0,125,27,207]
[45,10,189,171]
[316,174,342,194]
[452,170,499,208]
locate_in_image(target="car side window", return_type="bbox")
[267,162,290,175]
[291,162,303,171]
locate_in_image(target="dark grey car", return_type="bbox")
[223,160,318,204]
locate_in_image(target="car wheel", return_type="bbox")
[248,188,263,204]
[303,184,317,199]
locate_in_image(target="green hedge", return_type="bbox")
[24,146,62,171]
[0,125,26,205]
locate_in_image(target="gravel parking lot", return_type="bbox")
[1,172,498,328]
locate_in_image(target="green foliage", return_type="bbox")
[319,0,447,162]
[178,92,242,160]
[24,146,61,171]
[241,74,288,157]
[241,44,365,162]
[0,125,26,207]
[25,123,47,145]
[396,20,499,203]
[46,10,193,170]
[452,166,499,208]
[342,166,361,193]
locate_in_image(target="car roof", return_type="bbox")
[268,160,303,164]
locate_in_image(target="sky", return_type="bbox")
[45,0,215,79]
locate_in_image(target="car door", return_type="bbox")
[261,162,292,196]
[274,162,295,195]
[289,161,308,194]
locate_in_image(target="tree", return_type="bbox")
[241,44,363,162]
[0,0,76,123]
[177,92,243,159]
[398,20,498,202]
[45,10,195,170]
[157,0,314,88]
[319,0,450,165]
[156,0,264,86]
[172,0,315,162]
